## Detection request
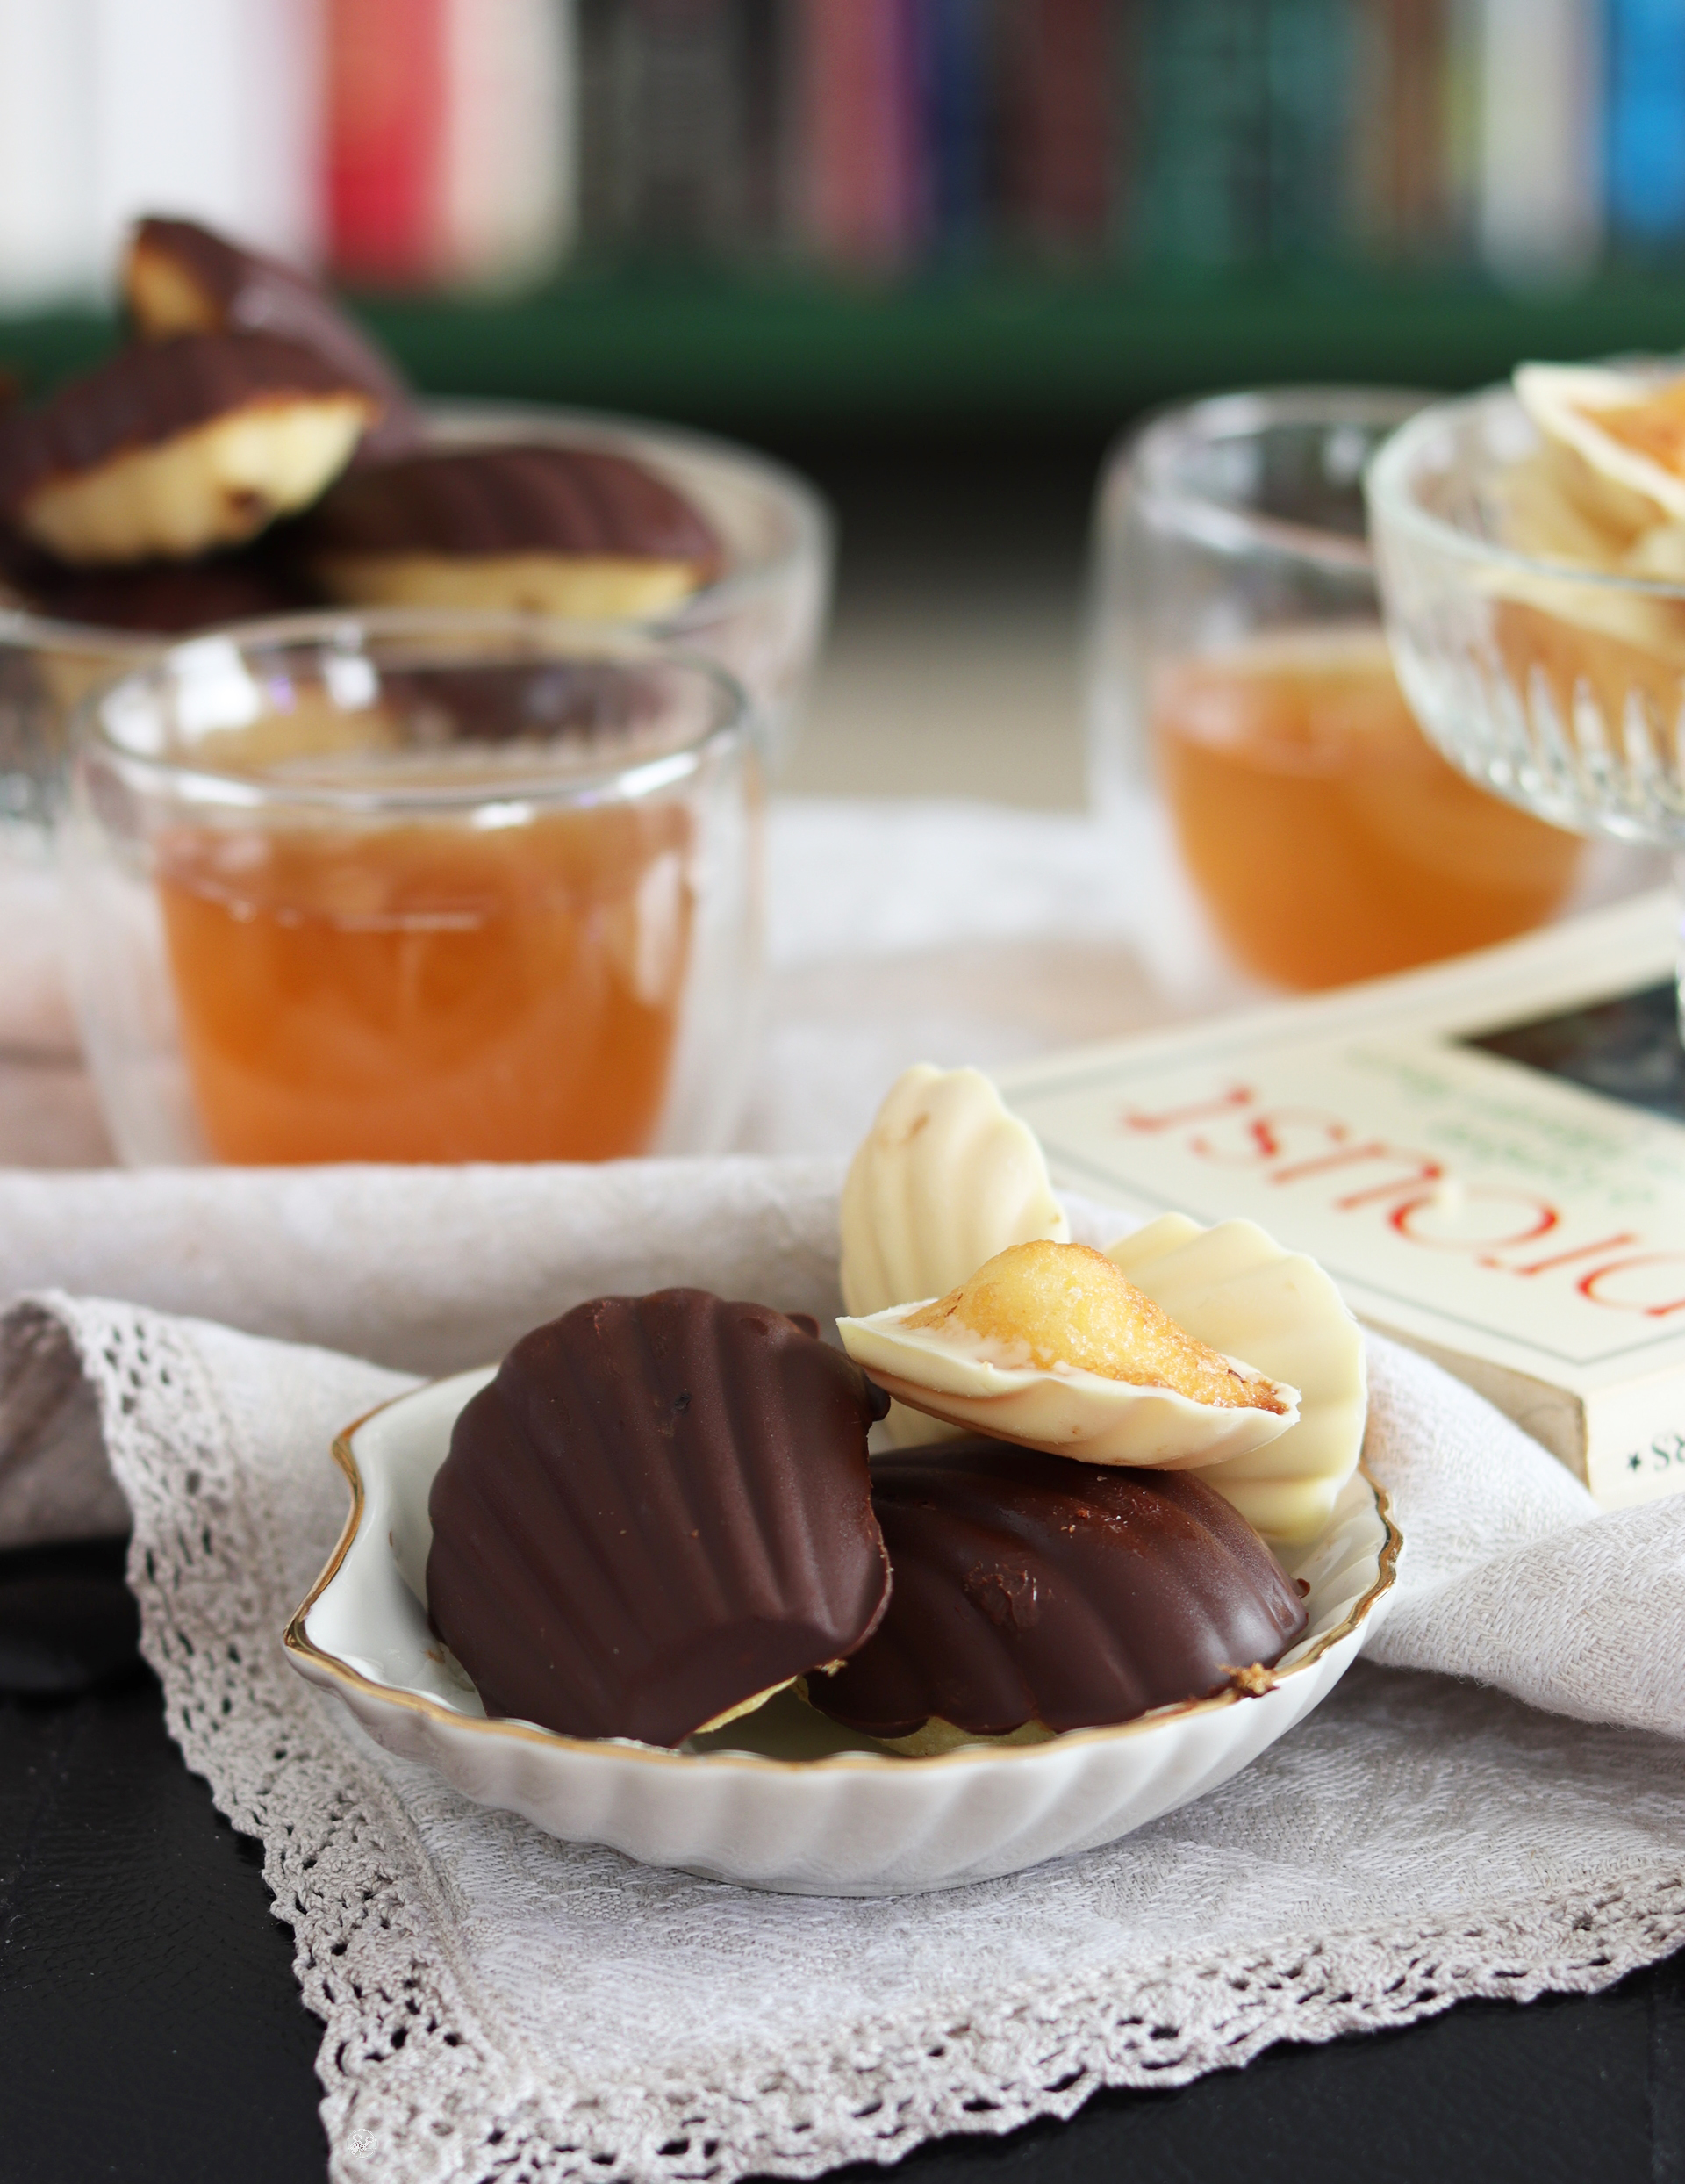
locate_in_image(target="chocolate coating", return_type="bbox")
[0,332,371,514]
[301,443,723,575]
[125,217,420,461]
[23,549,312,633]
[426,1291,892,1748]
[813,1441,1309,1741]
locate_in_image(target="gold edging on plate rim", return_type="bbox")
[282,1378,1402,1776]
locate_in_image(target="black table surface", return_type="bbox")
[4,1539,1683,2184]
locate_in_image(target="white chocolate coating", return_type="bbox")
[1105,1215,1366,1546]
[840,1064,1068,1318]
[837,1298,1299,1470]
[840,1064,1070,1449]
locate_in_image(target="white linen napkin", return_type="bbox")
[3,1160,1684,2184]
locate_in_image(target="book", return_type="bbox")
[999,0,1115,260]
[919,0,993,262]
[1133,0,1270,267]
[1264,0,1358,260]
[436,0,577,289]
[1603,0,1685,254]
[794,0,925,271]
[997,891,1685,1510]
[1473,0,1603,285]
[324,0,448,284]
[0,0,99,305]
[1350,0,1452,262]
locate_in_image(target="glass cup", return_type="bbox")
[1086,387,1587,991]
[0,400,826,1063]
[61,614,763,1165]
[0,614,154,1054]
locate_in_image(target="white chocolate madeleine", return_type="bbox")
[1105,1214,1366,1546]
[1515,361,1685,532]
[839,1065,1071,1450]
[838,1239,1299,1470]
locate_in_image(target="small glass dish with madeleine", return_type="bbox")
[1367,359,1685,1045]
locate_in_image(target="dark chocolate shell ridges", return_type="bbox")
[814,1441,1310,1742]
[301,443,724,573]
[127,217,421,460]
[0,331,372,513]
[426,1290,892,1749]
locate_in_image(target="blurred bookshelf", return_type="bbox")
[10,0,1685,439]
[6,268,1685,441]
[5,0,1685,440]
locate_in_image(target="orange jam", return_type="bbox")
[1153,629,1583,990]
[157,801,692,1163]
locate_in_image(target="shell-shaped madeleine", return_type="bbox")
[425,1290,891,1748]
[1105,1215,1366,1548]
[840,1065,1069,1448]
[840,1064,1069,1318]
[837,1240,1299,1469]
[810,1441,1310,1744]
[1514,362,1685,531]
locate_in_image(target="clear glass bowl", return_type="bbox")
[0,615,154,1053]
[1366,378,1685,1036]
[419,400,832,775]
[1085,387,1586,991]
[61,614,763,1166]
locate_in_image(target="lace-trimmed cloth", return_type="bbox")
[4,1271,1685,2184]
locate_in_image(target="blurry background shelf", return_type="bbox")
[9,270,1685,434]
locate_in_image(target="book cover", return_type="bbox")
[998,893,1685,1509]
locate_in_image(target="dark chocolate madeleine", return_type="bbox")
[0,332,377,564]
[23,548,314,633]
[124,215,420,460]
[300,442,724,618]
[426,1291,892,1748]
[813,1441,1309,1745]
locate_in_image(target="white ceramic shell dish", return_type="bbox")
[284,1370,1400,1897]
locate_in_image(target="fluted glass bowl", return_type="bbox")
[1367,376,1685,1038]
[1367,379,1685,843]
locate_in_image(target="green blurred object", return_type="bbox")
[7,269,1685,435]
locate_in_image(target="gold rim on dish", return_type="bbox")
[283,1380,1401,1774]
